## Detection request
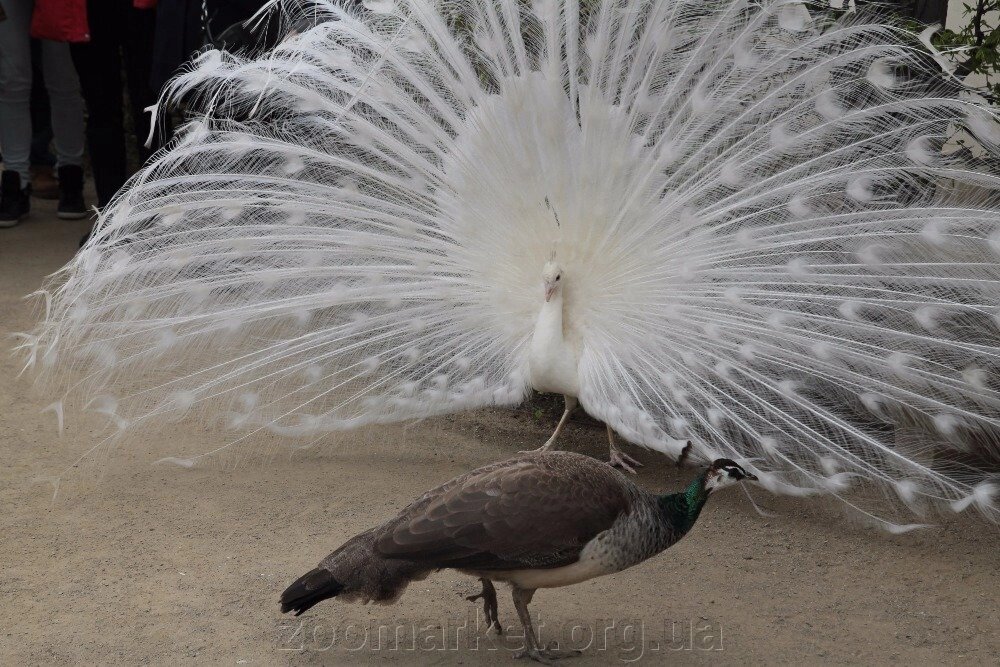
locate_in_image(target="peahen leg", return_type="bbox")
[607,425,642,474]
[521,395,577,453]
[466,577,501,634]
[511,587,581,664]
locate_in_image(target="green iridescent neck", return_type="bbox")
[658,470,711,534]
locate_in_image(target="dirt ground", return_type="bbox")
[2,199,998,666]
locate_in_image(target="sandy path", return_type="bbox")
[2,201,997,665]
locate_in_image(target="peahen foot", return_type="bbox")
[514,643,583,664]
[608,446,643,474]
[466,578,501,633]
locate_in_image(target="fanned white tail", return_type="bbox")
[19,0,1000,525]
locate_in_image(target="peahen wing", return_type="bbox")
[374,453,629,570]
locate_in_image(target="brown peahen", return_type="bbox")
[280,450,755,662]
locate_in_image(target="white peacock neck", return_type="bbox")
[536,286,564,343]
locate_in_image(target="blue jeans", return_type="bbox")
[0,0,85,182]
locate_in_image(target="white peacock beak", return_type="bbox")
[544,284,556,302]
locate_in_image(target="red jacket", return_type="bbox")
[30,0,90,42]
[30,0,158,43]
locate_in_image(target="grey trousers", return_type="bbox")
[0,0,85,182]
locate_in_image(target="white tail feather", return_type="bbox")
[21,0,1000,523]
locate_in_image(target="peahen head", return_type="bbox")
[704,458,757,493]
[541,261,563,302]
[667,458,759,533]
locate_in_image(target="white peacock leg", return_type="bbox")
[607,425,642,474]
[522,395,577,453]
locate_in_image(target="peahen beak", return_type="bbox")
[544,284,556,302]
[744,472,758,481]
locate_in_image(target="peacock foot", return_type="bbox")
[608,446,643,474]
[466,578,501,634]
[514,643,582,664]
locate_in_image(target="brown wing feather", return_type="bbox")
[374,452,632,571]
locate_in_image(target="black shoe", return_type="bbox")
[57,165,88,220]
[0,171,31,227]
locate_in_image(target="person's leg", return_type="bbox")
[0,0,34,224]
[41,41,85,169]
[41,39,87,218]
[30,40,55,168]
[123,4,164,164]
[70,0,127,208]
[0,0,34,182]
[30,41,60,200]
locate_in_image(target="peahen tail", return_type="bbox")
[17,0,1000,525]
[280,567,344,616]
[282,528,425,614]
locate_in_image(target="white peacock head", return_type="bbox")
[541,260,563,302]
[704,458,757,493]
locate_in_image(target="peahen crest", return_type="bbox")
[18,0,1000,527]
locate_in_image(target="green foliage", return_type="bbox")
[934,1,1000,104]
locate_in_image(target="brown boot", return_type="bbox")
[30,164,59,200]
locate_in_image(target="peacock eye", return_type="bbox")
[555,275,561,281]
